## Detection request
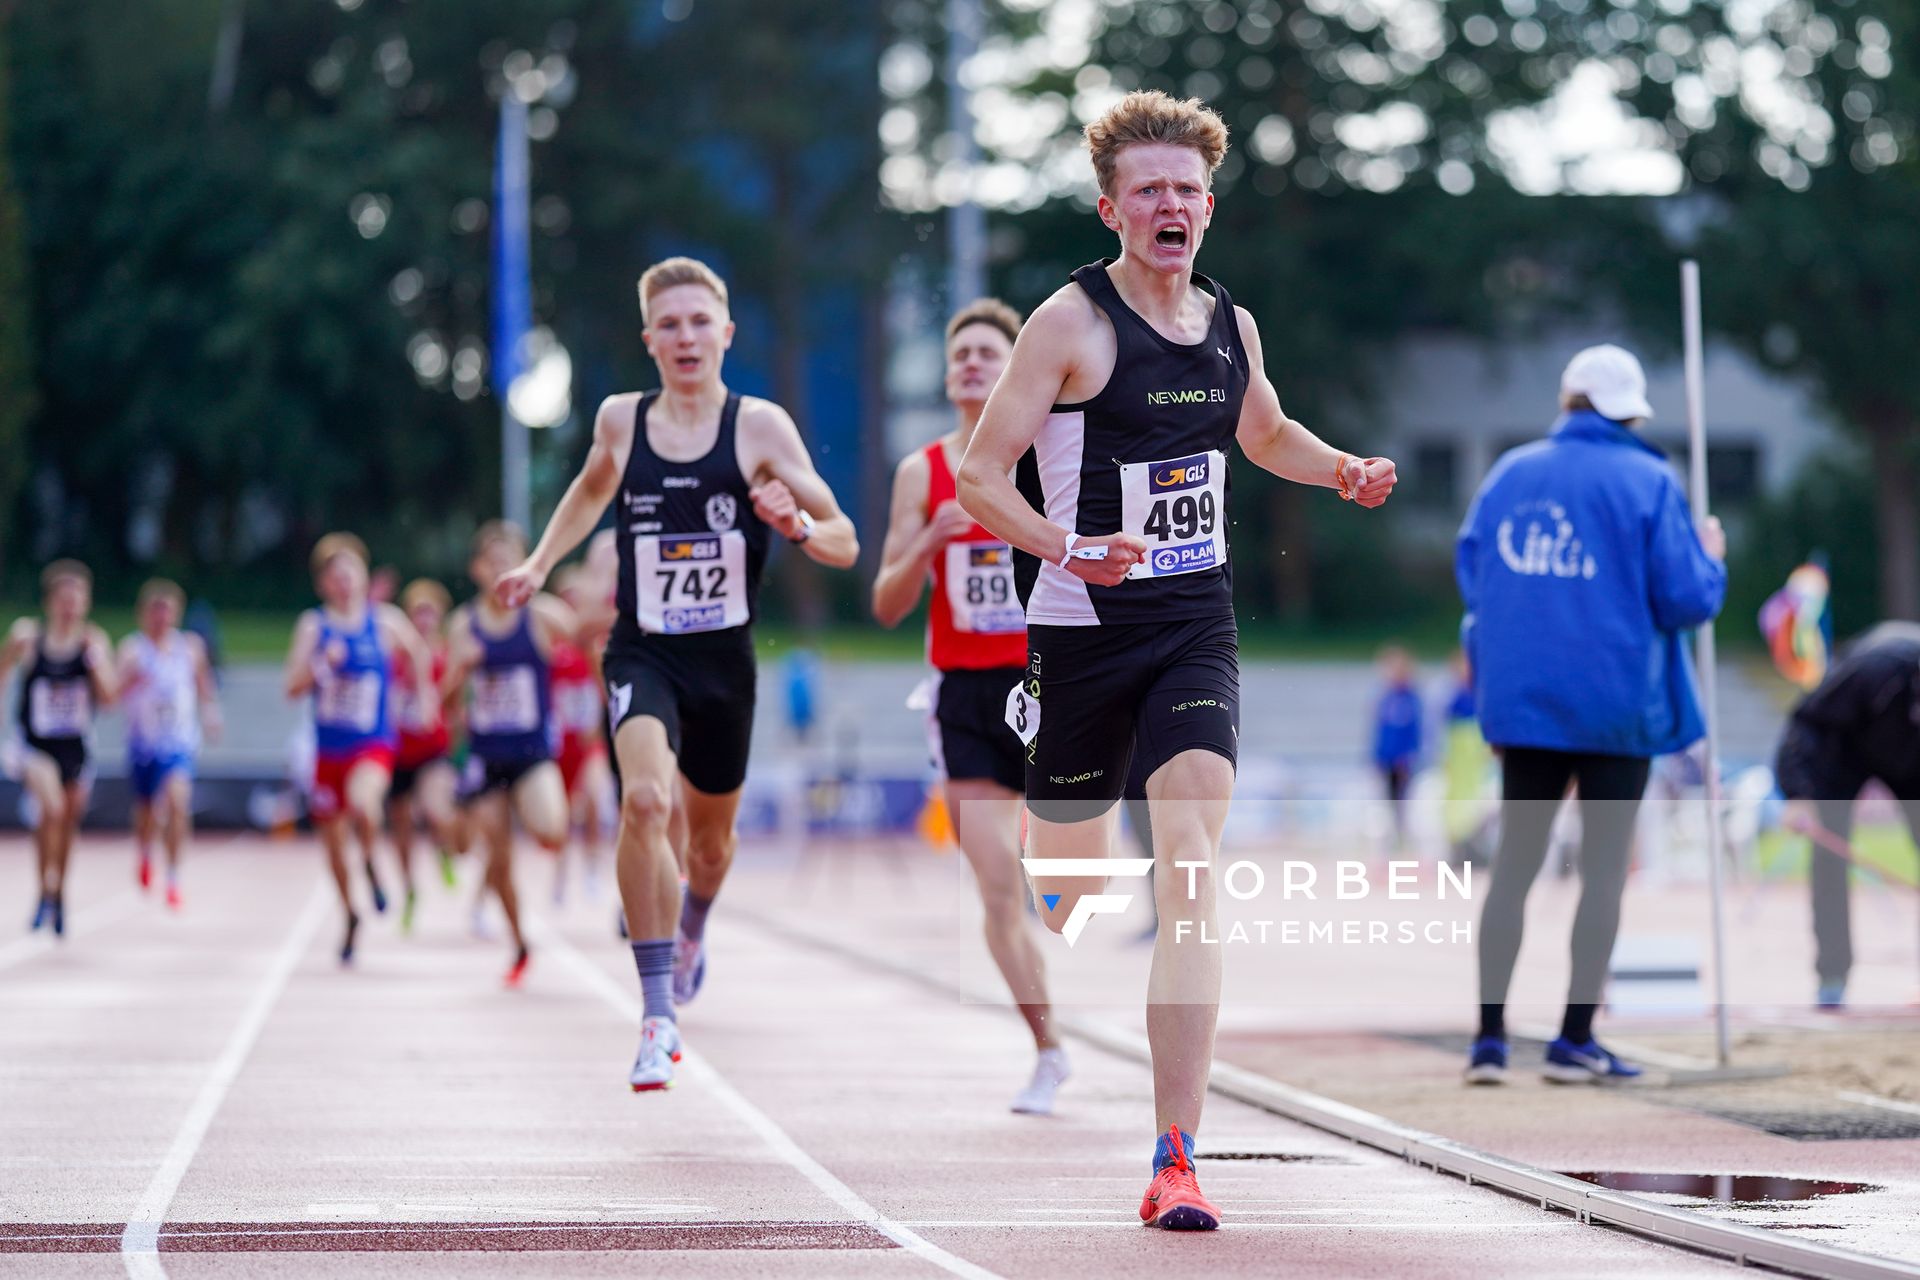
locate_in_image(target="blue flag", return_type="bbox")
[491,96,531,400]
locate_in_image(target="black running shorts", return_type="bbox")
[603,632,758,797]
[458,755,551,804]
[24,735,89,787]
[1022,614,1239,823]
[934,666,1025,793]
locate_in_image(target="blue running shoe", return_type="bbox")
[1543,1036,1642,1083]
[671,929,706,1005]
[1463,1035,1508,1085]
[29,895,49,932]
[50,895,65,938]
[366,868,388,915]
[1815,982,1846,1012]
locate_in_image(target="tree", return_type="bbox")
[0,2,33,582]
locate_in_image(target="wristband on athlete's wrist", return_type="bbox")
[788,510,816,544]
[1057,531,1080,568]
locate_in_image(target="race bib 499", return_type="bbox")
[1119,449,1227,580]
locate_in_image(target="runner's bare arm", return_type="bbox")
[85,625,118,704]
[376,603,431,696]
[0,619,32,684]
[740,399,859,568]
[957,294,1143,584]
[283,611,321,699]
[114,633,145,694]
[500,395,638,607]
[1233,308,1396,508]
[190,634,224,743]
[528,592,580,659]
[439,608,479,700]
[870,450,939,628]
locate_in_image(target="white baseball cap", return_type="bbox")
[1560,344,1654,422]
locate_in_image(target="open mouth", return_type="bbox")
[674,356,700,371]
[1155,225,1188,249]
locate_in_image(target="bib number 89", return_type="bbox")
[1140,490,1216,543]
[964,574,1011,606]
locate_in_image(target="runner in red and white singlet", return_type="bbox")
[872,298,1067,1116]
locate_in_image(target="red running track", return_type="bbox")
[0,837,1748,1278]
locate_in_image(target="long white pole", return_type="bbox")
[1682,259,1732,1067]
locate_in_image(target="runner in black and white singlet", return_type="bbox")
[2,561,117,937]
[956,92,1398,1232]
[495,257,859,1093]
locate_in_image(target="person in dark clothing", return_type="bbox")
[1773,622,1920,1010]
[1372,645,1422,852]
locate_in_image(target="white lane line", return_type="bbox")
[120,878,330,1279]
[0,891,144,972]
[542,926,1003,1280]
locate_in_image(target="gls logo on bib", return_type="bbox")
[1151,455,1210,492]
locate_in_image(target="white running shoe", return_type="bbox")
[1010,1047,1071,1115]
[671,930,707,1005]
[630,1016,683,1092]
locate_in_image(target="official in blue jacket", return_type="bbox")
[1455,344,1726,1086]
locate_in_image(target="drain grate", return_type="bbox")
[1682,1108,1920,1142]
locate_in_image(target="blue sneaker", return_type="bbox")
[671,929,707,1005]
[1815,982,1846,1012]
[1543,1036,1642,1083]
[29,894,49,932]
[49,895,64,938]
[1464,1035,1508,1085]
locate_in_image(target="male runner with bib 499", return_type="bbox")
[496,257,858,1092]
[957,91,1396,1230]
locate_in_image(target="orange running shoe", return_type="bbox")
[504,945,531,989]
[138,855,152,891]
[1139,1124,1220,1231]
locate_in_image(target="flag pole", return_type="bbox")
[1682,259,1732,1068]
[494,93,532,534]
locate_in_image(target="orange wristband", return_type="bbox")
[1335,453,1356,501]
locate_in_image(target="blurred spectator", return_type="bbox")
[1371,644,1421,851]
[1440,650,1494,864]
[1774,621,1920,1010]
[182,598,223,684]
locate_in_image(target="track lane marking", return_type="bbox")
[541,925,1004,1280]
[119,878,330,1278]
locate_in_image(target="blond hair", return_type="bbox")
[40,559,91,597]
[309,532,369,580]
[400,578,451,616]
[1085,90,1230,195]
[137,578,185,615]
[637,256,730,323]
[945,298,1022,347]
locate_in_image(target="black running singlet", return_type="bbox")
[1013,260,1249,626]
[17,634,94,745]
[611,392,770,647]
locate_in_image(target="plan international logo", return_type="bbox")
[1019,856,1155,946]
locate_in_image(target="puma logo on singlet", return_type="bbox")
[1218,346,1231,363]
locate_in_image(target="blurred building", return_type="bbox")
[1366,330,1837,535]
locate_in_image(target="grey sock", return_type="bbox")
[679,889,715,943]
[632,940,675,1022]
